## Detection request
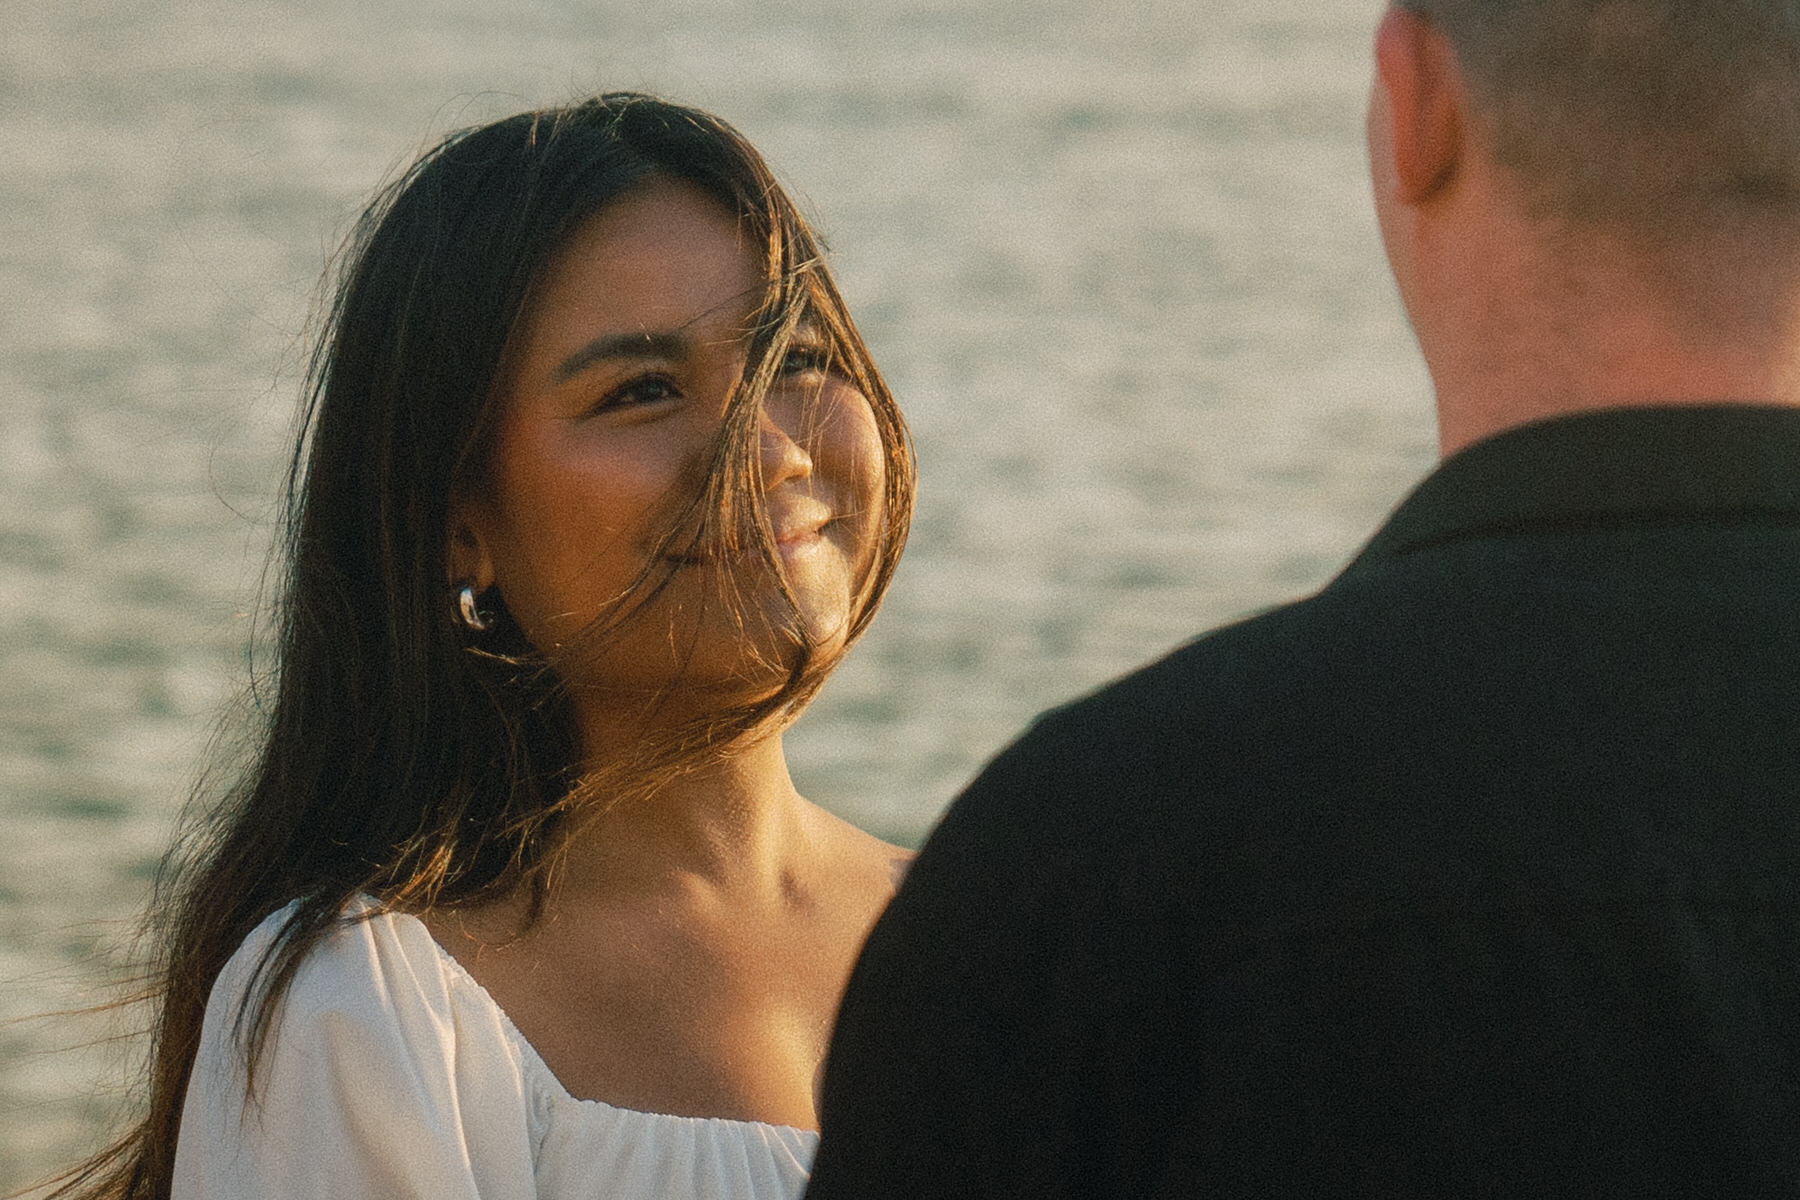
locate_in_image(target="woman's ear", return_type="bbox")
[1374,5,1466,205]
[447,492,496,592]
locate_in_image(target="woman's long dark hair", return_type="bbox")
[53,92,913,1200]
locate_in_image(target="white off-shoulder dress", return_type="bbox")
[171,900,817,1199]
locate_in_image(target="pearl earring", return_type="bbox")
[456,584,494,633]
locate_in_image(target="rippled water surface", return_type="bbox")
[0,0,1431,1182]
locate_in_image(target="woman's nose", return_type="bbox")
[760,400,814,486]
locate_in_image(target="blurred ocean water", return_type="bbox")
[0,0,1431,1182]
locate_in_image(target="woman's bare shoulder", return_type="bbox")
[803,805,916,911]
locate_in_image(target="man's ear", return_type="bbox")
[447,493,496,593]
[1374,5,1466,204]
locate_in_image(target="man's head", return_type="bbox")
[1398,0,1800,237]
[1371,0,1800,454]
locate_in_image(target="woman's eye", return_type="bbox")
[778,345,830,378]
[593,374,681,414]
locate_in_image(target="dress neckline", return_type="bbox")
[392,906,820,1140]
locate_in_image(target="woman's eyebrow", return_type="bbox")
[553,330,691,384]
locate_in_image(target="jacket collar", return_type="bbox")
[1342,404,1800,575]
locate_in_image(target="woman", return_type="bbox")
[57,93,914,1199]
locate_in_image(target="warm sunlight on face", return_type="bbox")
[453,176,885,713]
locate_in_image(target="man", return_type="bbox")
[806,2,1800,1195]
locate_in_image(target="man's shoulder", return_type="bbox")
[925,586,1362,844]
[915,548,1510,889]
[1008,574,1391,766]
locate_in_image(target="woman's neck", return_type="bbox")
[551,732,817,906]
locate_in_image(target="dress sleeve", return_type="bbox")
[170,904,539,1200]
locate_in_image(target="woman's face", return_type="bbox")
[452,176,885,716]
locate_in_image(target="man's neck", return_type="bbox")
[1422,233,1800,457]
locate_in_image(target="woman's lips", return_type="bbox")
[774,522,827,549]
[664,515,830,565]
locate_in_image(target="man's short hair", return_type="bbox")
[1398,0,1800,236]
